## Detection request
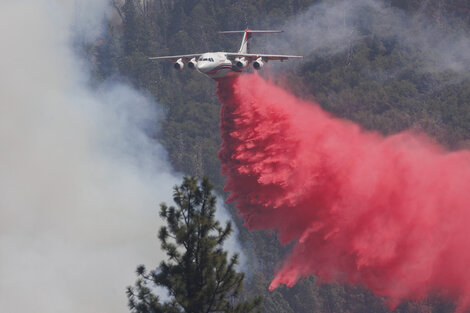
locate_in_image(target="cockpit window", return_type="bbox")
[199,57,214,62]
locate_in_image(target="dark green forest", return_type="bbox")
[94,0,470,312]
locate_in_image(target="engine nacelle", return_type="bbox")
[253,57,264,70]
[174,58,184,71]
[188,58,197,70]
[235,57,248,69]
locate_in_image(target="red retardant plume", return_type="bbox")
[217,74,470,311]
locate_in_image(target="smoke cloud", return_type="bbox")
[254,0,470,75]
[0,1,179,312]
[0,2,246,312]
[218,74,470,312]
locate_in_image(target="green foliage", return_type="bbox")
[127,177,262,313]
[94,1,470,313]
[293,30,470,148]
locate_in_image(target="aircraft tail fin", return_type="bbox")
[218,29,284,54]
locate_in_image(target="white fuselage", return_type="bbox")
[196,52,245,79]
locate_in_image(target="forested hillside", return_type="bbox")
[95,1,470,312]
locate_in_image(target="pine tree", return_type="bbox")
[127,176,262,313]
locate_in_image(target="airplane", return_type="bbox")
[149,29,303,80]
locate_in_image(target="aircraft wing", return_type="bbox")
[225,53,303,61]
[148,54,202,62]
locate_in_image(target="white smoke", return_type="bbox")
[215,198,248,271]
[0,1,248,311]
[255,0,470,75]
[0,1,179,312]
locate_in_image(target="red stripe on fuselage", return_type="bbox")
[206,63,233,74]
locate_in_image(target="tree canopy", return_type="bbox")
[127,177,262,313]
[91,1,470,312]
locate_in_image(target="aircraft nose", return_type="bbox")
[197,62,209,72]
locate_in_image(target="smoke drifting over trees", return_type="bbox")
[95,0,470,312]
[255,0,470,75]
[4,0,470,313]
[0,2,245,312]
[0,1,179,312]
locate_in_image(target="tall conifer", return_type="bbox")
[127,176,262,313]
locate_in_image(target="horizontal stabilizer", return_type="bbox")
[218,30,284,34]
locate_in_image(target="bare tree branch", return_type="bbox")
[111,0,124,22]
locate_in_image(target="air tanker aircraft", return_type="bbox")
[149,29,303,80]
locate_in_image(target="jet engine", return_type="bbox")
[188,58,197,70]
[235,57,248,69]
[174,58,184,71]
[253,57,264,70]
